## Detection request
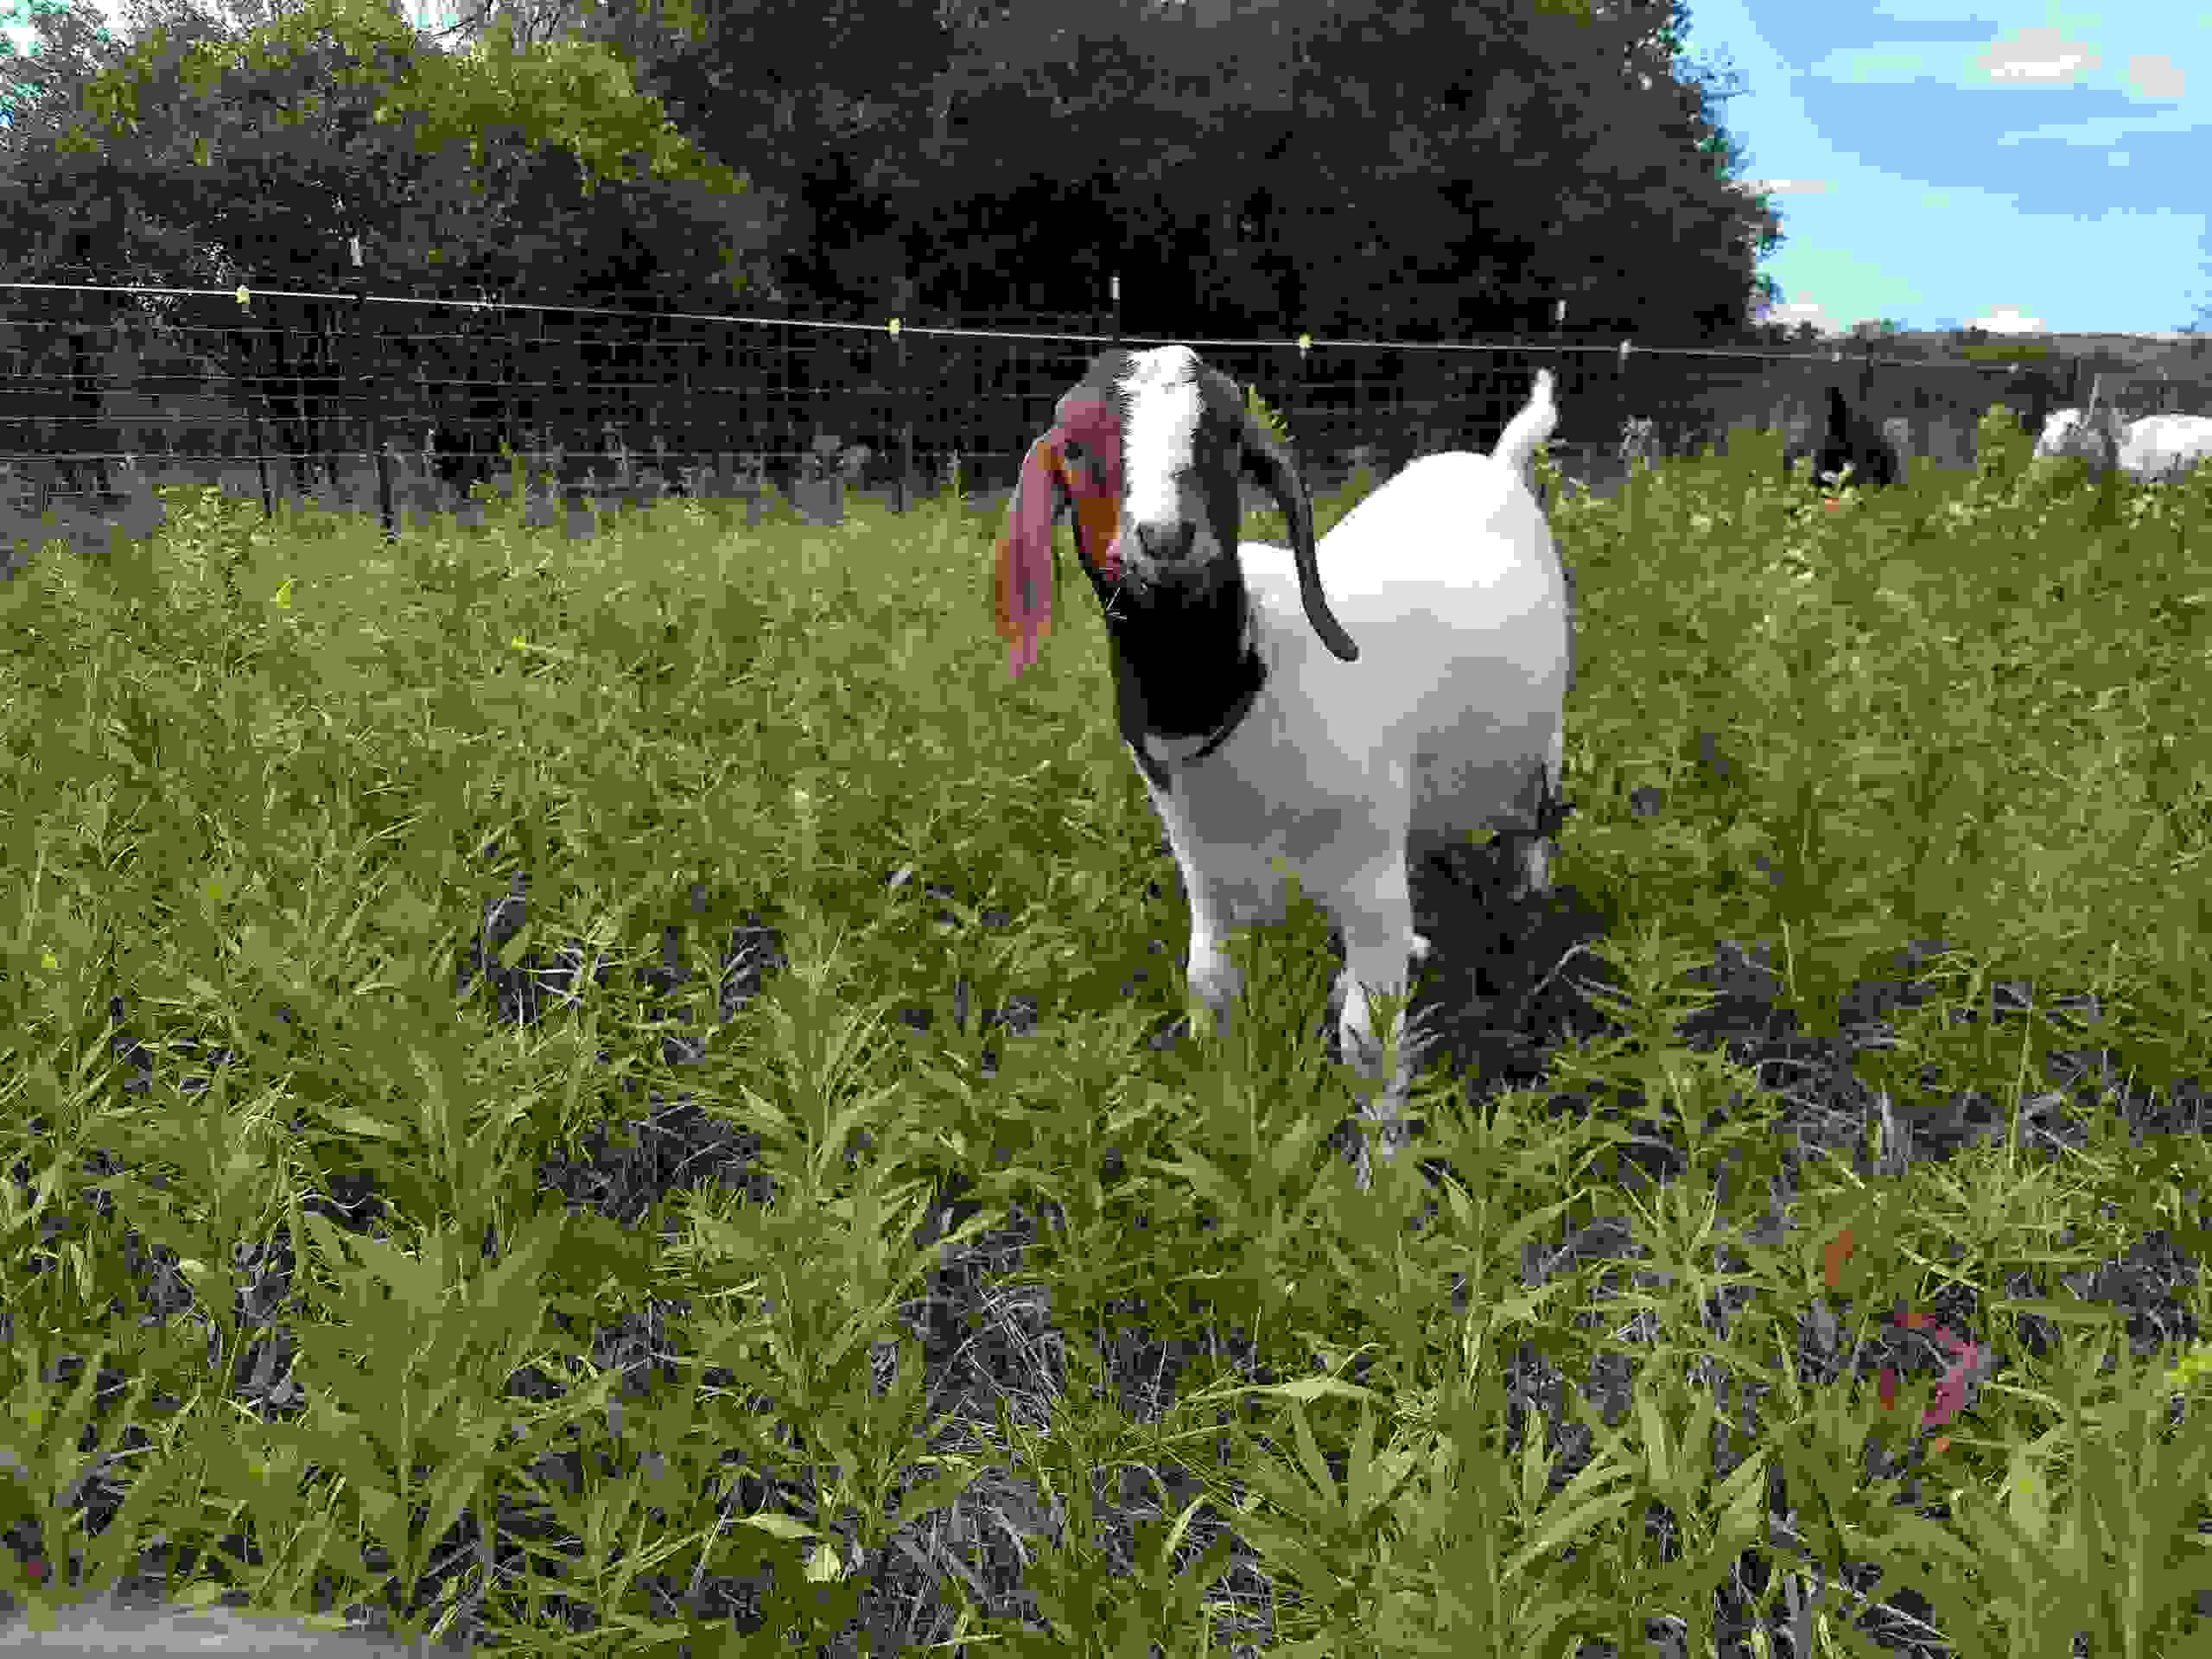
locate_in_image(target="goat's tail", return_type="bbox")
[1493,369,1557,482]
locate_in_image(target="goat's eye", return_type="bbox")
[1065,441,1087,461]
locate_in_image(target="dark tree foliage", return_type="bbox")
[6,0,1781,346]
[0,0,1789,486]
[562,0,1782,346]
[0,0,787,485]
[0,0,778,304]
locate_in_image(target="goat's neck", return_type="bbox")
[1101,575,1265,786]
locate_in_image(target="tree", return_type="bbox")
[435,0,1777,349]
[887,0,1783,342]
[3,0,1810,485]
[1,0,130,144]
[0,0,783,488]
[2,0,778,300]
[553,0,1002,311]
[1657,13,1787,340]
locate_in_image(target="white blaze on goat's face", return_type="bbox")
[1117,346,1230,586]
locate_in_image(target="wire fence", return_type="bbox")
[2,275,2206,550]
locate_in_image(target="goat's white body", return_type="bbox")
[2033,407,2212,479]
[2117,413,2212,480]
[1137,446,1570,1131]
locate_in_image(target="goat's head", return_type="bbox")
[995,345,1358,679]
[2034,408,2086,458]
[2033,404,2125,468]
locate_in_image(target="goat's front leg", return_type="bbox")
[1180,868,1247,1045]
[1334,858,1425,1189]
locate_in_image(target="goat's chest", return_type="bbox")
[1129,710,1403,918]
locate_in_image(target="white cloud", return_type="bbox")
[1763,301,1850,338]
[1812,26,2194,109]
[2126,54,2185,102]
[1977,29,2097,87]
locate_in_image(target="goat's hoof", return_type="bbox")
[1348,1122,1404,1192]
[1342,1092,1409,1191]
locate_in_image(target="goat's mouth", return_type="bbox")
[1109,546,1238,600]
[1101,569,1243,635]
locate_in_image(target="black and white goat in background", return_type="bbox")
[1783,383,1906,492]
[995,346,1573,1187]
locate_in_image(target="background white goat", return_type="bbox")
[2031,404,2212,480]
[2117,412,2212,480]
[2033,406,2091,460]
[995,347,1572,1186]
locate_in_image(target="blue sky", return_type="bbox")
[1687,3,2205,338]
[9,1,2205,340]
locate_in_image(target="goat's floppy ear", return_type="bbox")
[1237,387,1359,663]
[995,432,1065,679]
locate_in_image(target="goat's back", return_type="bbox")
[2120,413,2212,478]
[1236,449,1570,857]
[1313,452,1550,598]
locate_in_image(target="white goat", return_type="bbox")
[2117,412,2212,480]
[2033,406,2091,460]
[995,346,1572,1186]
[2032,404,2212,479]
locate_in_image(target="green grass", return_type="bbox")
[2,411,2210,1656]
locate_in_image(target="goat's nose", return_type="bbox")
[1134,520,1196,562]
